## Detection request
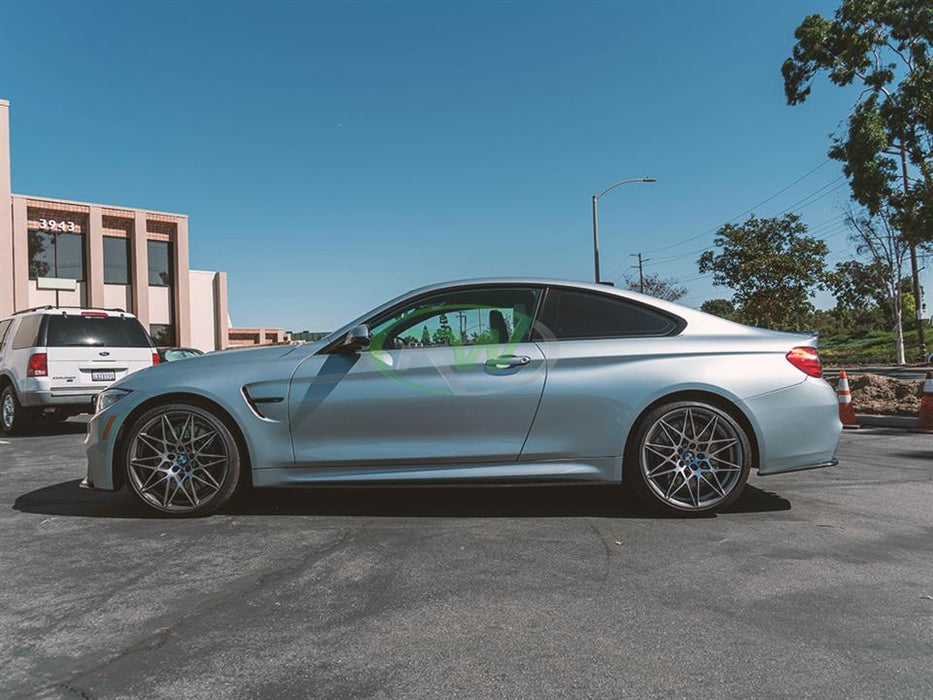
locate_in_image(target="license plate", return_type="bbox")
[92,371,116,382]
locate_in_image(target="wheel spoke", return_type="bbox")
[140,472,169,493]
[193,467,221,488]
[659,419,686,446]
[700,472,725,497]
[697,414,718,444]
[137,432,167,454]
[162,415,182,446]
[162,475,174,506]
[707,441,738,457]
[709,454,742,470]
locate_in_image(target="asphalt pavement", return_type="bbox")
[1,420,931,699]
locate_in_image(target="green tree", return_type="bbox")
[624,273,687,302]
[826,258,888,330]
[700,299,736,320]
[698,214,828,330]
[432,313,454,346]
[782,0,932,355]
[420,325,431,345]
[835,206,911,363]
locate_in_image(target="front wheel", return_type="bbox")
[626,400,751,515]
[123,403,242,517]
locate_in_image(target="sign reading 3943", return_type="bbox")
[38,218,77,232]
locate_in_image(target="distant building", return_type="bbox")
[289,330,330,342]
[0,98,286,352]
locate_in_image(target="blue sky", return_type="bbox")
[3,0,923,330]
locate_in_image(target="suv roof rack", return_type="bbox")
[12,305,127,316]
[12,305,55,316]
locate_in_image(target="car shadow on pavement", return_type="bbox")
[12,480,791,520]
[5,419,88,437]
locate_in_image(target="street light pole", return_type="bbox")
[591,177,657,283]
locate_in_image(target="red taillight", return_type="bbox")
[81,311,109,318]
[786,346,822,377]
[152,352,160,366]
[27,353,48,377]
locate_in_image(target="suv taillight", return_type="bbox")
[786,346,822,377]
[27,353,48,377]
[152,352,160,366]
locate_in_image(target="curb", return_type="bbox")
[854,415,919,430]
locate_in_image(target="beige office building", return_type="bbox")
[1,99,283,351]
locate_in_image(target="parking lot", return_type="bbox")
[1,421,931,699]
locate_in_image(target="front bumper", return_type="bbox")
[741,377,842,475]
[84,389,153,491]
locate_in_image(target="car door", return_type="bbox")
[520,287,684,461]
[288,285,547,467]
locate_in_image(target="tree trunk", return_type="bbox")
[892,287,906,366]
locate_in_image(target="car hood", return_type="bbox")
[112,343,318,392]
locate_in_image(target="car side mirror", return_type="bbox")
[340,324,371,352]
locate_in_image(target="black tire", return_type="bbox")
[1,385,36,436]
[625,399,751,515]
[122,402,242,517]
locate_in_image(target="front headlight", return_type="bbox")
[96,388,131,414]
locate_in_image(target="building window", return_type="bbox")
[147,240,173,286]
[28,230,86,281]
[103,236,131,284]
[149,324,176,347]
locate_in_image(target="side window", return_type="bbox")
[368,287,541,350]
[0,320,12,350]
[12,315,43,350]
[538,289,679,340]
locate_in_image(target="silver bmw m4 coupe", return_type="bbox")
[84,279,842,517]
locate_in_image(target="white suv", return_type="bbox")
[0,307,157,435]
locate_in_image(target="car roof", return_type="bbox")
[322,277,776,342]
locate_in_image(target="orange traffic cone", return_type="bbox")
[914,371,933,434]
[837,370,860,429]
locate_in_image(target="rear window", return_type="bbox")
[45,315,153,348]
[539,289,680,340]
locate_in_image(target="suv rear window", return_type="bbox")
[45,315,152,348]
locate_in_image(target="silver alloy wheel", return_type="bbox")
[2,392,14,430]
[640,405,745,510]
[127,410,229,513]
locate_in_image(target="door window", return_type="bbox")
[537,289,680,340]
[368,287,541,350]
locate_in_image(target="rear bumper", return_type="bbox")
[23,391,98,409]
[741,377,842,475]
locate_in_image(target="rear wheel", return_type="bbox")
[626,400,751,515]
[1,386,35,436]
[123,403,242,517]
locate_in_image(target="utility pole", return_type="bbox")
[637,253,645,293]
[900,149,927,360]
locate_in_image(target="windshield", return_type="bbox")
[45,315,153,348]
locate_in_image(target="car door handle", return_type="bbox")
[485,354,531,369]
